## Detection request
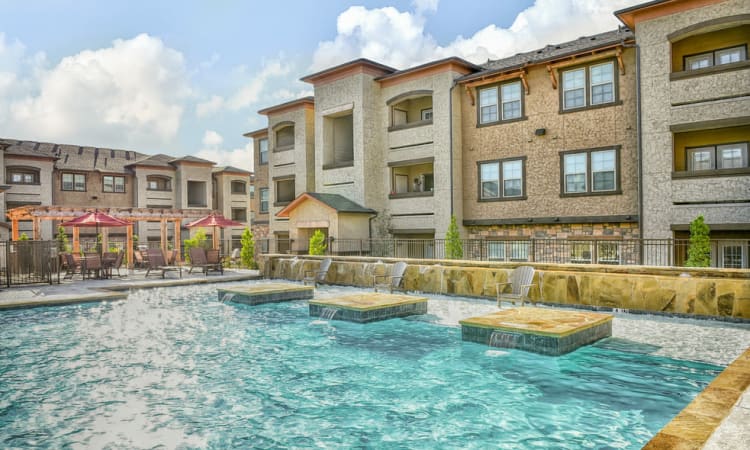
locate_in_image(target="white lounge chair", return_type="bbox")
[496,266,536,307]
[373,261,407,293]
[303,258,332,287]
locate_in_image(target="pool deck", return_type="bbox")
[0,269,262,309]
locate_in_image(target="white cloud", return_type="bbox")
[1,33,191,149]
[197,130,253,171]
[311,0,642,70]
[195,95,225,117]
[226,58,293,110]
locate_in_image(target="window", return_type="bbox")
[478,80,523,125]
[62,173,86,191]
[275,178,295,204]
[421,108,433,121]
[231,208,247,222]
[231,181,246,194]
[275,125,295,149]
[258,138,268,165]
[7,168,39,185]
[561,148,618,195]
[718,241,747,269]
[685,45,747,71]
[102,175,125,193]
[687,143,748,171]
[324,112,354,168]
[147,176,171,191]
[259,188,269,213]
[561,61,616,111]
[479,158,525,200]
[486,241,528,261]
[597,242,621,265]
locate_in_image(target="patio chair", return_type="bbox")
[206,249,224,275]
[83,254,102,280]
[145,248,181,278]
[63,253,82,280]
[496,266,536,307]
[133,250,145,268]
[303,258,332,287]
[110,251,124,277]
[373,261,408,293]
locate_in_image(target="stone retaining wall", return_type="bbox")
[259,255,750,320]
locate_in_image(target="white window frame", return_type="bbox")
[563,153,587,193]
[259,138,269,165]
[717,241,747,269]
[103,175,125,193]
[62,173,86,191]
[259,188,269,213]
[561,61,616,110]
[502,159,523,197]
[589,62,614,106]
[686,142,748,171]
[479,162,500,199]
[570,242,593,263]
[421,108,433,121]
[597,241,621,265]
[562,67,586,110]
[686,45,747,70]
[478,86,498,124]
[500,81,522,121]
[590,149,616,192]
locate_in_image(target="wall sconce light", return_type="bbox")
[535,128,546,136]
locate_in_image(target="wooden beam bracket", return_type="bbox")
[616,47,625,75]
[465,85,475,106]
[519,70,530,95]
[547,64,558,90]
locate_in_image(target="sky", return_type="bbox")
[0,0,642,171]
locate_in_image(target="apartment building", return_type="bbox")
[243,127,270,249]
[458,29,639,263]
[617,0,750,268]
[247,58,477,254]
[0,139,252,247]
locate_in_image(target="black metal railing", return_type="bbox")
[1,240,60,287]
[255,237,748,269]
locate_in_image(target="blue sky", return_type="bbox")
[0,0,639,170]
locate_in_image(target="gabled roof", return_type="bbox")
[243,127,269,138]
[459,28,634,84]
[258,97,314,116]
[276,192,376,218]
[301,58,397,85]
[125,153,175,168]
[169,155,215,165]
[213,165,252,175]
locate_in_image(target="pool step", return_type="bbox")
[218,283,314,305]
[309,293,428,323]
[460,307,613,356]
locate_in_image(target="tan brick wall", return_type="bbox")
[460,48,639,225]
[53,172,135,208]
[466,222,640,240]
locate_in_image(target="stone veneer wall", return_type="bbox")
[467,222,640,239]
[260,255,750,320]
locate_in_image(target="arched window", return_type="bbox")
[231,180,246,194]
[146,175,172,191]
[274,123,295,150]
[6,166,40,185]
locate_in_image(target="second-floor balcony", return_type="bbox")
[388,159,434,199]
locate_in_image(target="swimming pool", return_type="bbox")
[0,284,730,448]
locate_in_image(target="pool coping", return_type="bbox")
[309,293,428,311]
[458,307,613,338]
[644,347,750,449]
[0,273,263,310]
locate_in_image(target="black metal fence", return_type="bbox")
[256,237,749,269]
[0,241,60,287]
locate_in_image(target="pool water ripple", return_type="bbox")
[0,284,727,449]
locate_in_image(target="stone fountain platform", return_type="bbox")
[218,283,314,305]
[309,292,428,323]
[460,307,613,355]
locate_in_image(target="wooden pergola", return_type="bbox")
[6,205,218,268]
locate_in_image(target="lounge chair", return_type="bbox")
[496,266,536,307]
[188,248,222,275]
[373,261,408,293]
[206,249,224,275]
[133,250,145,268]
[303,258,332,287]
[145,248,181,278]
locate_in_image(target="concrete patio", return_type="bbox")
[0,268,262,309]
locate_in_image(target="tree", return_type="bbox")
[686,215,711,267]
[184,228,208,262]
[445,215,463,259]
[240,227,256,269]
[309,229,327,255]
[18,232,30,241]
[56,226,71,252]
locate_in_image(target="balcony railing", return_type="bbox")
[255,238,749,269]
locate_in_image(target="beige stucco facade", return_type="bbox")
[212,168,252,247]
[631,0,750,247]
[4,154,56,239]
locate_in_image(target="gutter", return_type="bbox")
[449,80,457,218]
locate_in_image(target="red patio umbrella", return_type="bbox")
[186,213,244,249]
[60,211,129,254]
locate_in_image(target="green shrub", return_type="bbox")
[309,230,327,256]
[240,227,257,269]
[686,215,711,267]
[18,232,29,241]
[56,226,71,252]
[184,228,208,263]
[445,215,463,259]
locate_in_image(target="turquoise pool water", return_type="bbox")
[0,286,721,449]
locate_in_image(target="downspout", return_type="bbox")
[624,40,643,264]
[449,80,458,218]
